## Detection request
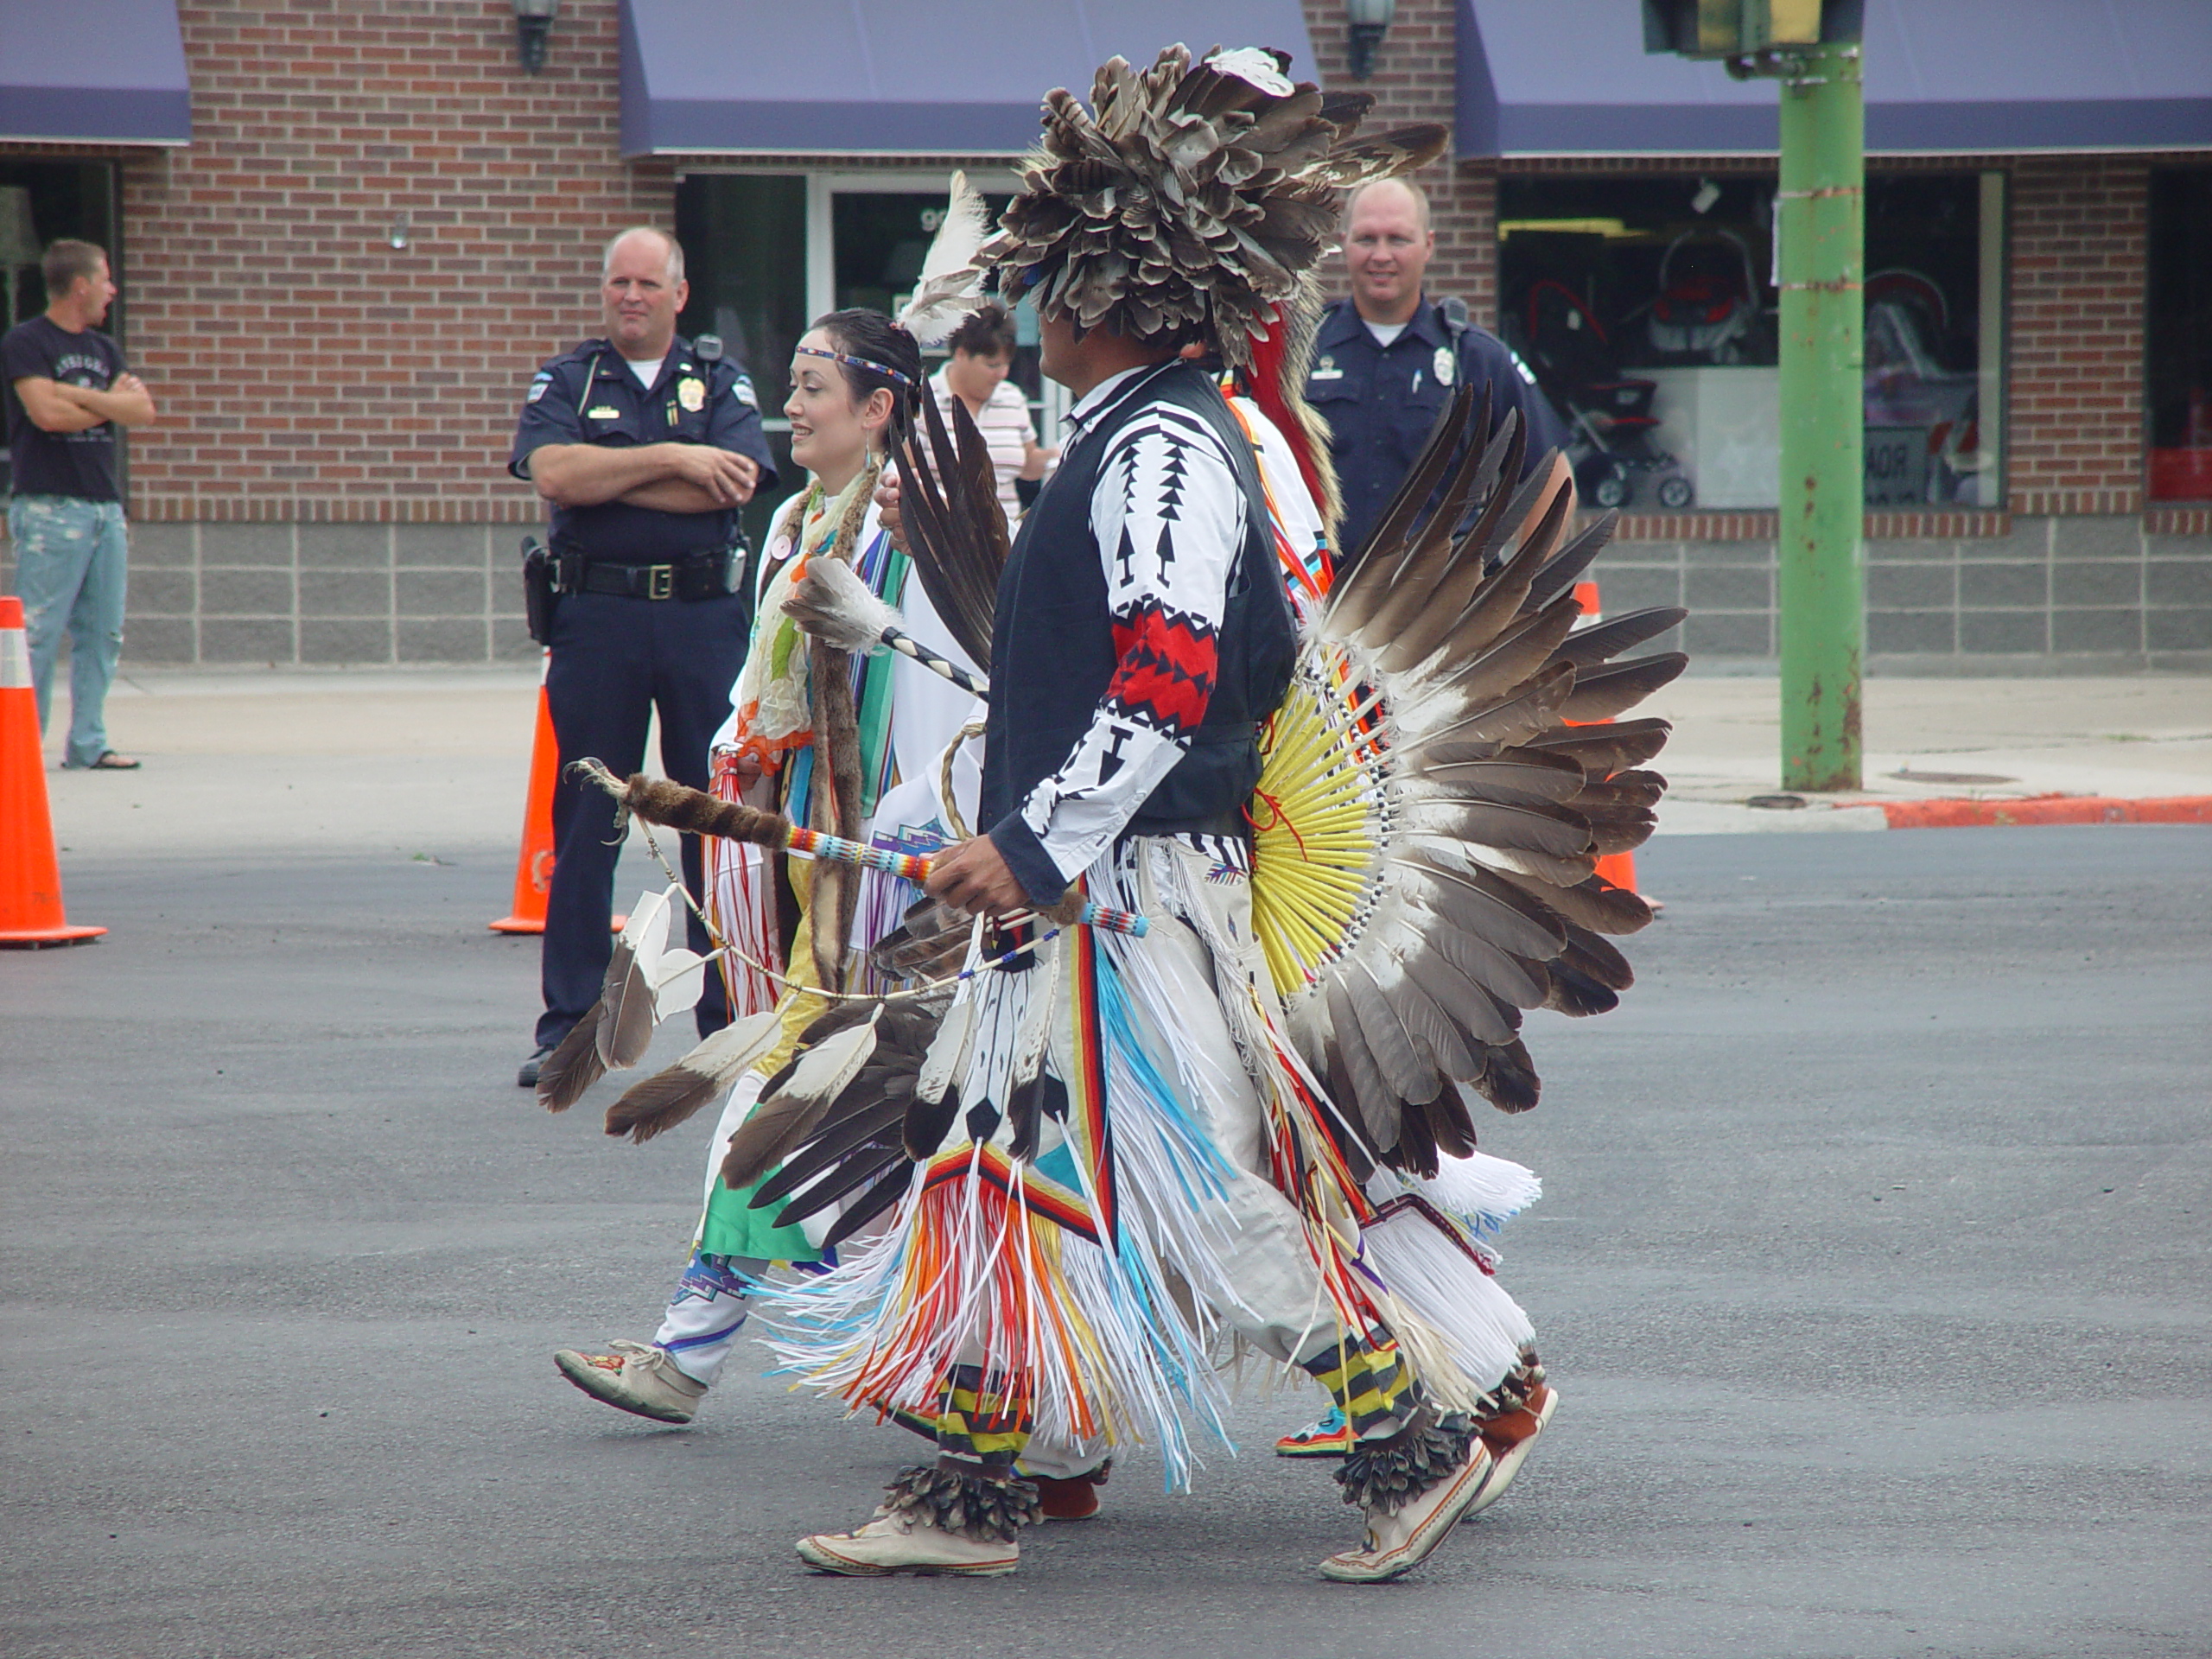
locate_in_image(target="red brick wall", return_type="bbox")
[114,0,671,524]
[2005,155,2148,517]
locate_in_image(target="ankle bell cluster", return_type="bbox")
[1332,1407,1479,1516]
[883,1461,1045,1544]
[1471,1346,1547,1423]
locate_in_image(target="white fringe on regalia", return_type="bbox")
[758,823,1539,1484]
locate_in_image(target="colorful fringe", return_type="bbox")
[758,836,1537,1480]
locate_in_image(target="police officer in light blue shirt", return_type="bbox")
[1305,178,1565,565]
[507,226,777,1086]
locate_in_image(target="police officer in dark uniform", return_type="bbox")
[509,226,777,1085]
[1304,177,1565,565]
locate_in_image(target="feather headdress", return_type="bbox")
[976,42,1446,370]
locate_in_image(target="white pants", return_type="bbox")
[651,1249,763,1386]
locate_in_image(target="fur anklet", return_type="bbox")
[1332,1409,1478,1516]
[883,1462,1043,1544]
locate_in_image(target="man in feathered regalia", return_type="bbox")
[760,45,1509,1584]
[633,41,1685,1584]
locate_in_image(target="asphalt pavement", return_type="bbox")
[5,788,2208,1656]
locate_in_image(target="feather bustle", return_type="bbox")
[1554,606,1689,669]
[534,1000,607,1112]
[1471,1038,1541,1114]
[1520,509,1619,612]
[1522,717,1674,776]
[1370,419,1531,668]
[1556,653,1690,724]
[1345,960,1443,1105]
[1493,868,1654,936]
[603,1010,783,1143]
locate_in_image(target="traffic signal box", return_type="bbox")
[1641,0,1860,60]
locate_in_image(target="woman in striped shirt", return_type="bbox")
[926,304,1057,522]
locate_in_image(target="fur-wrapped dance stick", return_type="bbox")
[569,760,1147,938]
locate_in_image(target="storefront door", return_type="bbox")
[677,168,1054,548]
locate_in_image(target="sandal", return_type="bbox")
[86,752,141,770]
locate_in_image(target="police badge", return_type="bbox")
[677,376,706,412]
[1433,346,1456,387]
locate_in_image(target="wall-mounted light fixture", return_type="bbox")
[515,0,557,73]
[1346,0,1395,79]
[389,213,410,251]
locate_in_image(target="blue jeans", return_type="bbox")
[6,494,129,767]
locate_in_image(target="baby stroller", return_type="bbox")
[1517,277,1693,510]
[1643,227,1765,365]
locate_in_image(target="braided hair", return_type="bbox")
[812,308,925,456]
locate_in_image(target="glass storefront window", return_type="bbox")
[2146,168,2212,502]
[676,173,809,547]
[677,172,1057,543]
[1497,171,2002,512]
[828,187,1052,428]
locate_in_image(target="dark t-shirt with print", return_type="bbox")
[3,315,124,502]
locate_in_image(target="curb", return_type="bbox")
[1853,794,2212,830]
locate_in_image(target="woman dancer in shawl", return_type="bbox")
[550,309,982,1423]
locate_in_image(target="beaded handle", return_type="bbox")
[785,826,1148,937]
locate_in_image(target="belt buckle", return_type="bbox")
[646,564,674,601]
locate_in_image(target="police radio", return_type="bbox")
[689,333,755,603]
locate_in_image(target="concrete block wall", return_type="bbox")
[108,522,535,665]
[1590,517,2212,671]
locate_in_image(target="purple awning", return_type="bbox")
[1459,0,2212,157]
[0,0,189,146]
[620,0,1315,157]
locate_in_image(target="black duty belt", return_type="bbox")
[555,550,735,602]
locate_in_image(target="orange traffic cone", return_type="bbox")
[489,651,623,936]
[489,651,559,934]
[1567,580,1641,897]
[0,595,105,947]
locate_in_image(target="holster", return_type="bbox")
[520,535,559,645]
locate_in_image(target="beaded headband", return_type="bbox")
[795,343,914,390]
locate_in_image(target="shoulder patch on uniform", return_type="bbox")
[526,374,551,403]
[731,375,758,408]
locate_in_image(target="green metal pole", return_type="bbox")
[1775,41,1864,791]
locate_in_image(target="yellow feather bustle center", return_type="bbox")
[1250,648,1389,999]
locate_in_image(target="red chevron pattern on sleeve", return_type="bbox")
[1106,601,1218,736]
[1012,371,1249,887]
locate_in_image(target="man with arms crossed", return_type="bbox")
[3,239,156,771]
[510,227,776,1085]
